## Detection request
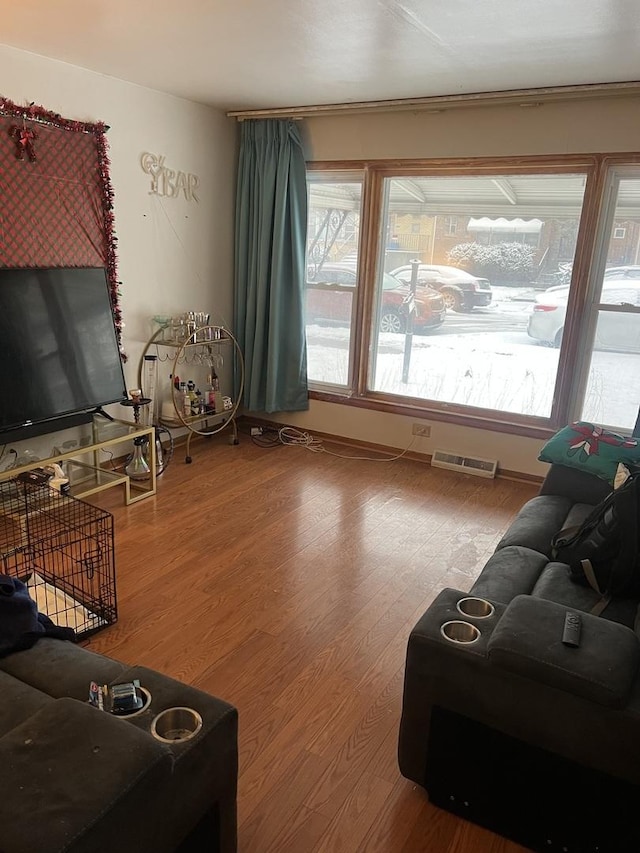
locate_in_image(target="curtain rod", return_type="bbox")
[228,81,640,120]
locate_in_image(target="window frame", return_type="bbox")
[566,162,640,429]
[444,215,458,236]
[306,154,640,439]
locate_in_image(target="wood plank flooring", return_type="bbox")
[85,432,538,853]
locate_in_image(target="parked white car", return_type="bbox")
[604,265,640,279]
[527,278,640,349]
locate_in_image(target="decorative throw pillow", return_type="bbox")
[538,421,640,484]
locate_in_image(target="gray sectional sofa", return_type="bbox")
[0,638,238,853]
[399,463,640,853]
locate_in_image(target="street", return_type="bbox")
[428,304,530,339]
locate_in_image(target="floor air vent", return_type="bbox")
[431,450,498,479]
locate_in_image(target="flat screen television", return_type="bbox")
[0,267,128,442]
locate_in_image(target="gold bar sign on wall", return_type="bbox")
[140,152,199,202]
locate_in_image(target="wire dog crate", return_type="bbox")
[0,477,117,639]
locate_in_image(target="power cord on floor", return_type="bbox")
[278,426,324,451]
[250,428,282,448]
[100,447,119,470]
[250,425,417,462]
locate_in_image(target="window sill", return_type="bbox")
[308,388,557,441]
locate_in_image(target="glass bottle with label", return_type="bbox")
[179,382,190,417]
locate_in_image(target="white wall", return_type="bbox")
[259,95,640,478]
[0,44,236,464]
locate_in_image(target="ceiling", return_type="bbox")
[1,0,639,112]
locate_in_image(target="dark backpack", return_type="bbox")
[551,468,640,614]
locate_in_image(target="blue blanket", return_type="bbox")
[0,574,76,658]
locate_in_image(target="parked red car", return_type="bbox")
[306,263,446,333]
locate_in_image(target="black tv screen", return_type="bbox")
[0,267,127,439]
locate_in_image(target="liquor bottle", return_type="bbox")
[179,382,190,417]
[206,370,219,412]
[205,382,217,410]
[187,380,198,415]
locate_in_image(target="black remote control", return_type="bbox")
[562,612,582,647]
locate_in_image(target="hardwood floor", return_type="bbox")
[86,432,537,853]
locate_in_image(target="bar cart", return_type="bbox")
[138,324,244,464]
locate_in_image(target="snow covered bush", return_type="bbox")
[448,242,536,283]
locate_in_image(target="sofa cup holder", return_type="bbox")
[456,597,495,619]
[440,620,481,645]
[151,706,203,743]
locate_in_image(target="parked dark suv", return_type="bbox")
[389,264,492,312]
[306,263,446,333]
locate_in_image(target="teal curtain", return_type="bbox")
[234,119,309,413]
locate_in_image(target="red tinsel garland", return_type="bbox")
[0,96,126,361]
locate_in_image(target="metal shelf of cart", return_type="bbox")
[152,326,232,348]
[139,323,244,463]
[159,408,230,429]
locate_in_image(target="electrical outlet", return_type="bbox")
[412,423,431,438]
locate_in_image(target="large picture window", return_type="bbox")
[305,156,640,436]
[370,172,586,419]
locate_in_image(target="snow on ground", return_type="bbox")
[306,286,640,429]
[307,326,559,417]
